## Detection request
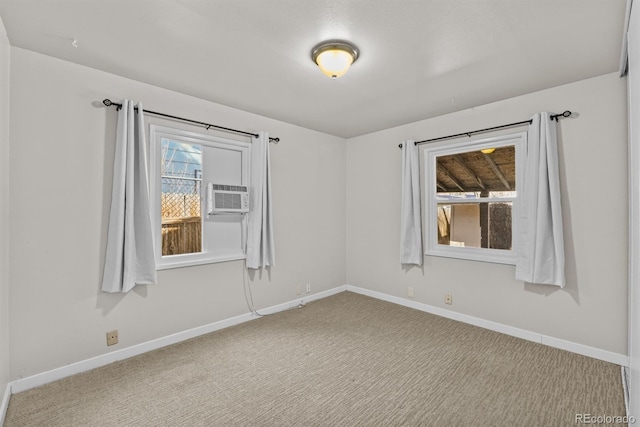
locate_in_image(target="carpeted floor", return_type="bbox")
[4,292,627,426]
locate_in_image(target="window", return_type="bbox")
[423,132,525,264]
[149,125,250,269]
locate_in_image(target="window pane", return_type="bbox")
[160,139,202,256]
[435,145,516,198]
[437,202,512,250]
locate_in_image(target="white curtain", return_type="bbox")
[515,112,565,287]
[246,131,275,269]
[400,140,423,265]
[102,100,157,293]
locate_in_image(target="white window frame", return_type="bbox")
[423,132,525,265]
[149,125,251,270]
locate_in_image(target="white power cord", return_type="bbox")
[242,259,305,316]
[243,259,266,317]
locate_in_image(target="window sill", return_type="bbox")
[425,247,515,265]
[156,252,246,270]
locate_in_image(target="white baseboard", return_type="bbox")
[4,282,627,407]
[623,366,630,418]
[9,285,347,395]
[1,382,10,426]
[541,335,629,367]
[11,312,253,394]
[345,284,630,367]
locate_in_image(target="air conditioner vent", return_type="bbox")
[210,184,248,192]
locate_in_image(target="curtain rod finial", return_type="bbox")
[103,99,113,107]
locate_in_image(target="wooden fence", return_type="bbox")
[161,216,201,256]
[160,193,202,255]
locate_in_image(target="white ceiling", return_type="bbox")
[0,0,628,138]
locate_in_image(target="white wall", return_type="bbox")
[0,15,10,404]
[346,72,628,355]
[626,0,640,417]
[8,47,346,379]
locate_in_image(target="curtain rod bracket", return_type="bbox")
[550,110,572,122]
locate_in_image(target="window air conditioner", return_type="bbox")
[207,183,249,214]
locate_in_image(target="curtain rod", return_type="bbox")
[398,110,572,148]
[102,99,280,143]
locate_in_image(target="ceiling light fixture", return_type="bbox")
[311,40,359,79]
[480,148,496,154]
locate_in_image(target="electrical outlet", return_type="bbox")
[445,294,453,305]
[296,285,302,295]
[306,283,311,293]
[106,330,118,346]
[408,287,415,298]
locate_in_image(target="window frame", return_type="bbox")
[149,124,251,270]
[423,132,526,265]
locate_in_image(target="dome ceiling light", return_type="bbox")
[311,40,359,79]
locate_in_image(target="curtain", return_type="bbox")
[515,112,565,287]
[246,131,275,269]
[620,0,633,76]
[102,100,157,293]
[400,140,423,265]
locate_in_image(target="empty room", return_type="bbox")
[0,0,639,426]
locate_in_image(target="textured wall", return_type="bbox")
[346,73,628,355]
[0,16,10,402]
[8,47,346,379]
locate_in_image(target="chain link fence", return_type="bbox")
[161,176,202,255]
[161,177,201,218]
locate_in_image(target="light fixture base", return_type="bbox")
[311,40,359,79]
[311,40,359,63]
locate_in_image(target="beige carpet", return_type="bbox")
[4,292,626,426]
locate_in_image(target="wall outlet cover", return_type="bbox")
[106,330,119,346]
